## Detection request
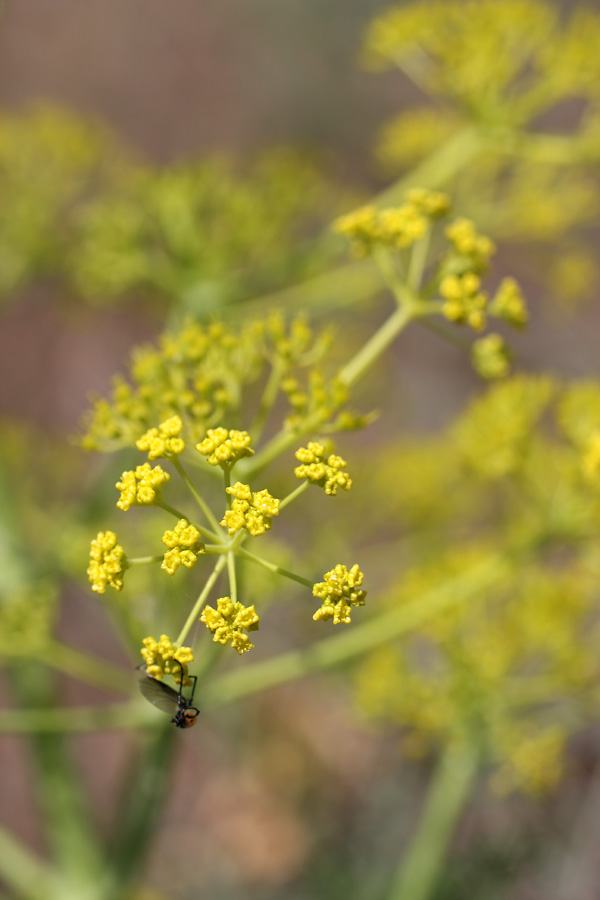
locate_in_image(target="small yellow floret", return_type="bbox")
[140,633,194,684]
[471,333,510,380]
[440,273,488,331]
[200,597,260,654]
[445,218,495,266]
[490,278,528,328]
[313,563,366,625]
[161,519,206,574]
[582,431,600,485]
[136,415,186,460]
[195,427,254,468]
[88,531,127,593]
[221,482,280,536]
[294,441,353,495]
[116,463,170,510]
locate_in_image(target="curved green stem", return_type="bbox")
[339,304,413,387]
[171,458,221,533]
[388,741,480,900]
[40,641,131,694]
[204,549,514,706]
[279,480,308,510]
[176,553,228,645]
[238,546,314,588]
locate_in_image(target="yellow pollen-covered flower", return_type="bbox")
[440,273,488,331]
[221,482,280,536]
[294,441,353,495]
[582,431,600,485]
[489,277,528,329]
[88,531,127,593]
[200,597,260,654]
[140,634,194,684]
[445,218,495,266]
[334,196,446,256]
[471,333,511,380]
[161,519,206,575]
[195,427,254,468]
[136,414,186,460]
[313,563,366,625]
[116,463,170,511]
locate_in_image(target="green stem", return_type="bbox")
[250,360,284,443]
[238,546,314,588]
[10,666,106,897]
[279,480,309,511]
[239,427,305,480]
[0,703,158,733]
[227,550,238,603]
[204,550,513,706]
[0,826,66,900]
[374,126,485,207]
[105,726,177,900]
[171,458,221,534]
[338,304,413,387]
[176,553,228,645]
[40,641,131,694]
[388,741,480,900]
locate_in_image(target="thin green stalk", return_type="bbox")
[338,304,413,387]
[227,550,238,603]
[176,553,228,645]
[204,549,514,706]
[238,545,314,588]
[388,741,480,900]
[157,500,217,542]
[239,426,308,480]
[40,641,131,694]
[10,666,106,897]
[279,480,308,511]
[250,359,285,444]
[171,457,221,534]
[0,703,157,733]
[105,725,178,900]
[408,227,432,292]
[0,826,66,900]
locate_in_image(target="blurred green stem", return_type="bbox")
[105,725,177,900]
[0,826,65,900]
[388,741,480,900]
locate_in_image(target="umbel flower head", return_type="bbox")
[161,519,206,575]
[221,483,280,536]
[196,427,254,468]
[313,564,366,624]
[116,463,170,511]
[141,634,194,683]
[88,531,127,593]
[136,414,186,460]
[200,597,260,654]
[294,441,353,495]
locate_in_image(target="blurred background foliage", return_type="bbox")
[2,1,600,899]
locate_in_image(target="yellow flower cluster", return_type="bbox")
[161,519,206,575]
[195,427,254,468]
[440,273,488,331]
[200,597,260,654]
[136,415,185,460]
[445,219,495,268]
[221,483,280,537]
[333,190,450,256]
[582,432,600,486]
[82,316,357,453]
[489,278,528,328]
[140,634,194,683]
[470,334,510,380]
[282,368,367,433]
[116,463,170,511]
[88,531,127,593]
[313,564,366,625]
[294,441,352,495]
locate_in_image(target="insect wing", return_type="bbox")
[138,672,180,716]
